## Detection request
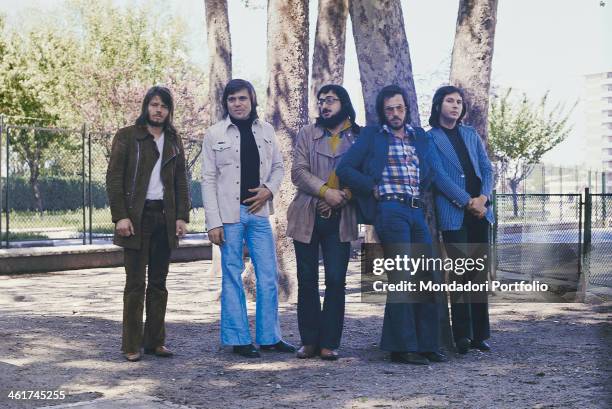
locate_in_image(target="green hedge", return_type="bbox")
[1,177,203,211]
[1,177,107,211]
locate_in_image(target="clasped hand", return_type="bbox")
[467,195,487,219]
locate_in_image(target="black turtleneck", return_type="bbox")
[231,116,260,203]
[442,126,480,198]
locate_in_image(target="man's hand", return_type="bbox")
[323,188,347,208]
[208,226,225,245]
[467,195,487,219]
[115,218,134,237]
[316,199,332,218]
[243,186,273,213]
[176,219,187,238]
[372,186,380,200]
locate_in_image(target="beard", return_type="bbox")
[146,115,165,128]
[387,116,406,130]
[317,109,348,129]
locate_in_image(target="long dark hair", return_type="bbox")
[222,79,259,120]
[315,84,360,133]
[375,85,412,126]
[135,86,176,133]
[428,85,467,128]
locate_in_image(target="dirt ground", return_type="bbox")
[0,260,610,409]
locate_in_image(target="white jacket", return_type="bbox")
[201,116,284,230]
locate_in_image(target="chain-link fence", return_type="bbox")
[584,193,612,287]
[497,163,610,195]
[0,121,205,247]
[493,193,583,290]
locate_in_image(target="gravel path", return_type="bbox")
[0,260,610,409]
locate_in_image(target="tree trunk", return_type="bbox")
[28,162,43,214]
[449,0,498,143]
[204,0,232,284]
[510,180,519,217]
[204,0,232,124]
[309,0,348,120]
[264,0,309,301]
[348,0,419,126]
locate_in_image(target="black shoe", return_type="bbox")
[456,337,471,354]
[420,351,447,362]
[260,340,296,353]
[471,340,491,351]
[232,344,260,358]
[390,352,429,365]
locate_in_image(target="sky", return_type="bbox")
[1,0,611,168]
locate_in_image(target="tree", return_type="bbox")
[205,0,232,124]
[265,0,309,299]
[309,0,348,120]
[349,0,455,348]
[0,27,82,212]
[204,0,232,290]
[489,88,576,216]
[450,0,499,142]
[349,0,419,126]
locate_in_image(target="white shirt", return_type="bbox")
[146,132,165,200]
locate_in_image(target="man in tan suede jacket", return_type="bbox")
[286,84,360,361]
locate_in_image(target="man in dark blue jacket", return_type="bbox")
[337,85,450,365]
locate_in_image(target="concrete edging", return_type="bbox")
[0,241,212,275]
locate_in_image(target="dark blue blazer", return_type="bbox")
[336,125,439,224]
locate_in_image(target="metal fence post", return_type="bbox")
[82,124,86,245]
[491,189,498,281]
[88,130,93,244]
[602,173,607,227]
[5,125,9,248]
[0,115,3,247]
[583,188,592,286]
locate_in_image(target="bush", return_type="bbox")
[1,177,203,211]
[1,177,108,211]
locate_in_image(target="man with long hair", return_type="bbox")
[287,84,360,360]
[106,86,190,362]
[338,85,450,365]
[428,85,494,354]
[201,79,295,358]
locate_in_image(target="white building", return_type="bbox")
[584,71,612,192]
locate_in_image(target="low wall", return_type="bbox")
[0,241,212,275]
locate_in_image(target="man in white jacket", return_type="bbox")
[201,79,295,358]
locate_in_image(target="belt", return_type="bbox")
[144,199,164,211]
[379,194,423,208]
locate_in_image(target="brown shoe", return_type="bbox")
[124,351,141,362]
[296,345,318,359]
[320,348,339,361]
[144,346,173,357]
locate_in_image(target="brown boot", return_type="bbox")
[124,351,142,362]
[144,346,173,357]
[320,348,339,361]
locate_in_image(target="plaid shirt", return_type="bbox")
[377,124,420,197]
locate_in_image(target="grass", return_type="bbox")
[0,232,50,241]
[3,207,206,233]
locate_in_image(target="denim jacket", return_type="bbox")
[201,116,284,230]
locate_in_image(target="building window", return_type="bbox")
[608,72,612,79]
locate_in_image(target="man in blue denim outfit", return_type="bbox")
[337,85,451,365]
[201,79,295,358]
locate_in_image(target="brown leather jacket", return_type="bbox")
[106,124,190,249]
